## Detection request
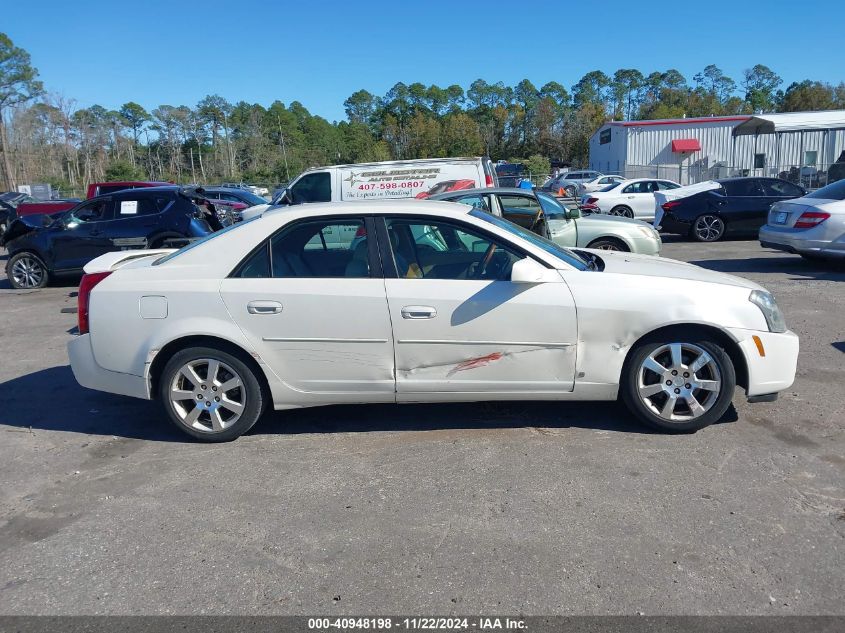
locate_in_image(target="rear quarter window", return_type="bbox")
[806,179,845,200]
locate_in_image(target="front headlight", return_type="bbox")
[636,226,658,239]
[749,290,787,333]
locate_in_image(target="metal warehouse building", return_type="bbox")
[589,110,845,187]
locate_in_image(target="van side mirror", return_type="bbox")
[511,257,554,283]
[567,208,581,219]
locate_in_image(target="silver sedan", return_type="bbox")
[760,179,845,261]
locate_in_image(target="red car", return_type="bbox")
[16,181,172,218]
[415,179,476,200]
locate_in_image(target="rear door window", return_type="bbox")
[722,179,765,196]
[115,196,162,217]
[452,194,492,213]
[761,180,804,198]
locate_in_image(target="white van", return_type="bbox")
[241,157,497,220]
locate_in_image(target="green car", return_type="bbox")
[431,187,661,255]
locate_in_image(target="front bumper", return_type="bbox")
[628,235,662,256]
[68,334,150,400]
[727,328,799,397]
[759,224,845,259]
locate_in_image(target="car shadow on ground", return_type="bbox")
[689,255,845,281]
[0,366,739,442]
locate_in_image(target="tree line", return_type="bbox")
[1,32,844,195]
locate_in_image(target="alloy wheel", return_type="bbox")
[636,342,722,423]
[11,255,45,288]
[169,358,246,433]
[694,215,724,241]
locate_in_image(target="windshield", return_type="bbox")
[153,216,260,265]
[806,178,845,201]
[469,209,588,270]
[535,191,569,219]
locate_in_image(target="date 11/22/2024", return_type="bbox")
[307,617,527,630]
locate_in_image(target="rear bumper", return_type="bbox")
[658,212,693,235]
[727,328,799,397]
[67,334,150,400]
[759,225,845,258]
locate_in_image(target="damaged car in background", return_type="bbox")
[3,186,225,289]
[67,199,798,441]
[430,187,661,255]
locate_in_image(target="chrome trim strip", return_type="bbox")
[397,340,574,347]
[263,337,389,343]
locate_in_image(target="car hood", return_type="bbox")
[582,249,763,290]
[1,214,50,245]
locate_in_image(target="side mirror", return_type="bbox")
[511,257,554,284]
[567,208,581,219]
[279,188,293,205]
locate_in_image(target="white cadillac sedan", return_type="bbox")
[68,200,798,441]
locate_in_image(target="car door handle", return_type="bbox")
[89,230,101,236]
[401,305,437,319]
[247,300,283,315]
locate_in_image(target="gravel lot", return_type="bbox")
[0,238,843,615]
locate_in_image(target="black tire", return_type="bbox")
[610,205,634,218]
[587,237,629,252]
[690,214,725,242]
[564,185,577,197]
[620,336,736,433]
[159,346,266,442]
[7,251,50,289]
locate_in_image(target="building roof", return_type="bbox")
[733,110,845,135]
[607,116,750,128]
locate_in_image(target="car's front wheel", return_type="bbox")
[691,214,725,242]
[160,346,266,441]
[587,237,629,251]
[610,205,634,218]
[7,252,49,289]
[621,337,736,432]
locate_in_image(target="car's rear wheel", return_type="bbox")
[160,346,266,441]
[621,338,736,432]
[610,205,634,218]
[691,214,725,242]
[564,185,577,197]
[7,252,49,289]
[587,237,629,251]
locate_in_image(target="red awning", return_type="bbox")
[671,139,701,153]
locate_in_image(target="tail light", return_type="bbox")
[586,197,599,205]
[78,271,112,334]
[793,211,830,229]
[485,174,494,187]
[661,200,681,212]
